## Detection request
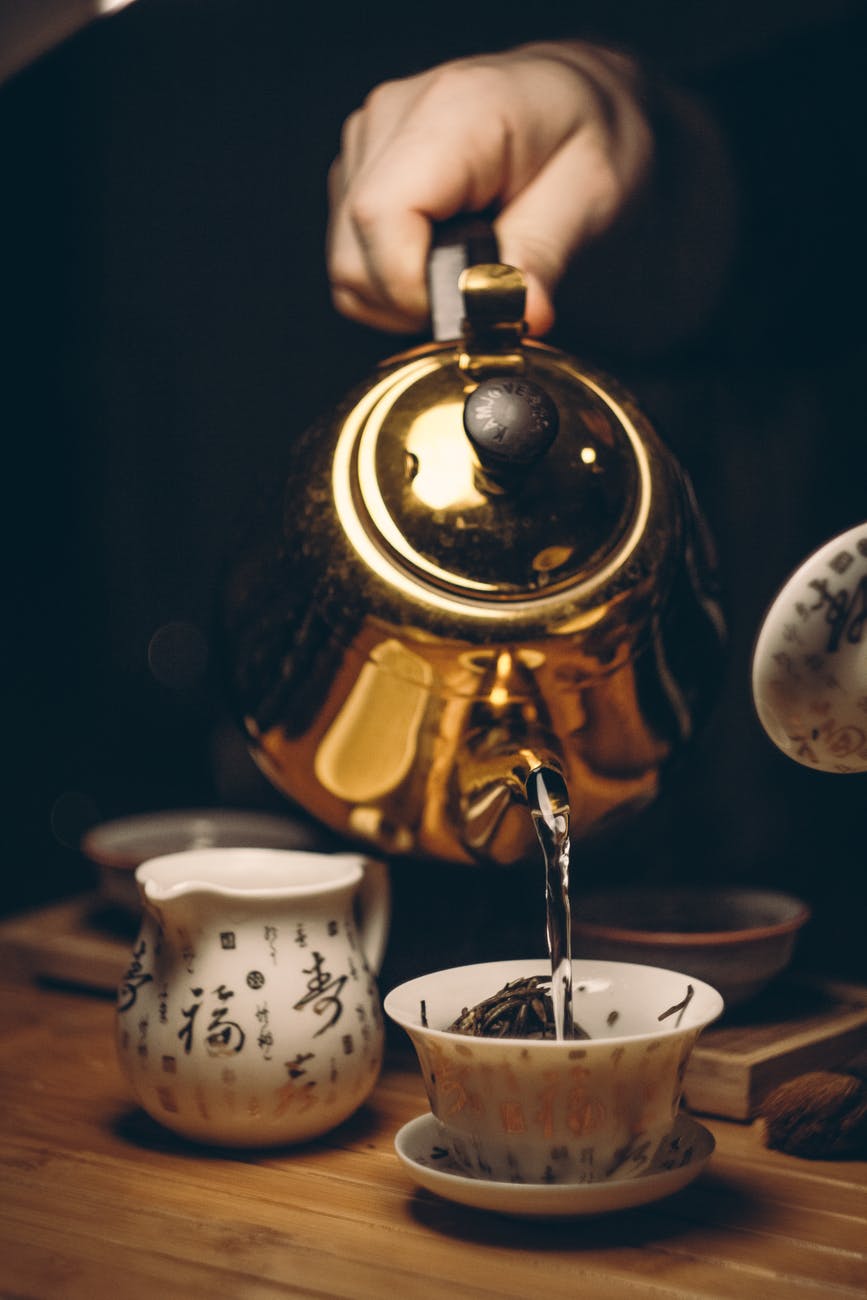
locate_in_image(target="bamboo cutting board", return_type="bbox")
[2,896,867,1122]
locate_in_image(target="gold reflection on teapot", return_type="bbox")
[314,639,433,803]
[405,403,486,513]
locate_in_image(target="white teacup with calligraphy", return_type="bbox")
[753,522,867,773]
[385,959,723,1184]
[116,847,390,1146]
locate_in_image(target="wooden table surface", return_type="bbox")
[2,976,866,1300]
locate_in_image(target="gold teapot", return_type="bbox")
[221,222,725,867]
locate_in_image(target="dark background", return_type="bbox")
[2,0,866,983]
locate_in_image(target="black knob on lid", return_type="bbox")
[463,377,560,472]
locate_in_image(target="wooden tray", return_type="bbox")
[3,895,866,1121]
[0,894,135,993]
[684,975,867,1119]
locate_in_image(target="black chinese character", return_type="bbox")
[293,952,348,1036]
[118,941,153,1013]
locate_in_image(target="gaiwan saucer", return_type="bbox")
[394,1112,714,1219]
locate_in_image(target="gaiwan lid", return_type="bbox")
[332,261,650,605]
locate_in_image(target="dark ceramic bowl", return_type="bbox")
[572,887,811,1007]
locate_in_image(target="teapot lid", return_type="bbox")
[334,264,648,604]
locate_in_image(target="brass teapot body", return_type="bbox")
[222,231,725,867]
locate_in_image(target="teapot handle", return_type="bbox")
[356,857,391,974]
[427,216,499,341]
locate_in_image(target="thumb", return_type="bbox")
[493,226,558,337]
[495,215,574,340]
[494,122,647,338]
[517,265,557,337]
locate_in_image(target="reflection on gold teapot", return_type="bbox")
[221,222,725,867]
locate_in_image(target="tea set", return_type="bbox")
[113,227,862,1217]
[116,849,722,1216]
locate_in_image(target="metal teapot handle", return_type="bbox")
[427,216,500,341]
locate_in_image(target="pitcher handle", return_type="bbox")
[356,857,391,974]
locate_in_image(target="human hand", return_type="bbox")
[326,41,735,353]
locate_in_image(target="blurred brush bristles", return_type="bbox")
[760,1071,867,1158]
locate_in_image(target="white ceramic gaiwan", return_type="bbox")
[752,522,867,773]
[116,848,390,1146]
[385,958,723,1184]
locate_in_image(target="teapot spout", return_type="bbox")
[456,740,564,865]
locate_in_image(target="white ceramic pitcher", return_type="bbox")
[116,847,390,1146]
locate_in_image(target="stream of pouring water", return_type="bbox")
[526,765,574,1039]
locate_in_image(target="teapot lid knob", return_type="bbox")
[463,376,560,473]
